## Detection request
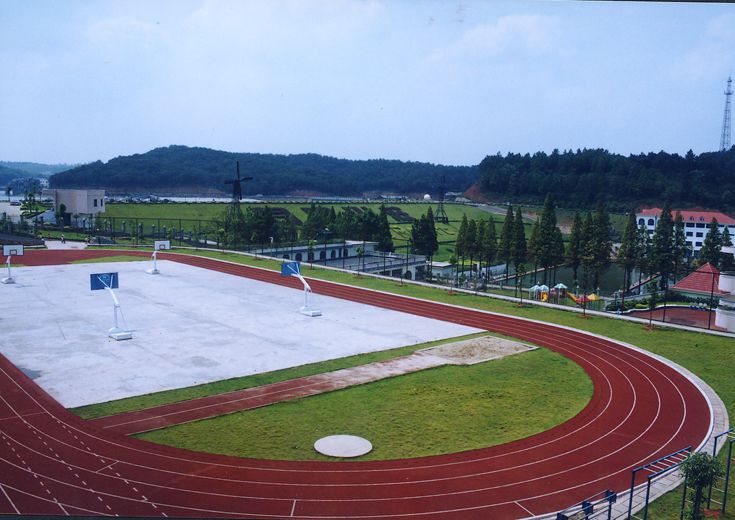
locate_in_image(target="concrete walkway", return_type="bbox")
[91,350,451,435]
[43,239,87,250]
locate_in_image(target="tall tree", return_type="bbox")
[498,205,514,280]
[528,219,540,281]
[481,216,497,278]
[466,218,478,276]
[580,212,595,293]
[567,212,583,283]
[376,205,394,252]
[672,211,687,282]
[721,226,734,271]
[512,207,527,278]
[455,214,469,275]
[552,226,565,285]
[617,212,640,294]
[424,207,439,272]
[649,203,675,289]
[698,218,722,267]
[587,201,612,288]
[535,194,560,284]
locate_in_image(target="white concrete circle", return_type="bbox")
[314,435,373,458]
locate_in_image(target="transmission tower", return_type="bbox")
[434,175,449,224]
[720,76,733,152]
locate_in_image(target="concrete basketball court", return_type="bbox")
[0,260,481,408]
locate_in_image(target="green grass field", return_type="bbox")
[71,248,735,517]
[137,347,591,461]
[101,201,533,261]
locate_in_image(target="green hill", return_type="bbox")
[49,146,478,197]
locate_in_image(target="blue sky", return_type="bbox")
[1,0,734,165]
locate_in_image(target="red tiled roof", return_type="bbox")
[672,263,727,296]
[639,208,735,225]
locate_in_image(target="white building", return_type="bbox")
[43,189,105,215]
[636,208,735,256]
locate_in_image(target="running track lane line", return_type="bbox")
[0,249,713,519]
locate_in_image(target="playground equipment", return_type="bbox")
[1,244,23,284]
[281,261,321,317]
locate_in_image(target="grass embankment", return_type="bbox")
[137,348,590,461]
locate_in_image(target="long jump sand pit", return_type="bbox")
[0,260,481,407]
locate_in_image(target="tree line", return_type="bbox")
[219,203,395,252]
[449,195,613,291]
[49,145,477,197]
[478,147,735,211]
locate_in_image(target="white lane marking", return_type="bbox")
[515,501,534,516]
[0,484,20,514]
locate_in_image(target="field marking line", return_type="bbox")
[0,483,20,514]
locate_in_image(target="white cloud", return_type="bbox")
[672,12,735,82]
[429,13,561,62]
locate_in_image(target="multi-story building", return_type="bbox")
[636,208,735,256]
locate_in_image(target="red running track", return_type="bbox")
[0,249,712,519]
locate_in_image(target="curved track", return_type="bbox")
[0,250,711,519]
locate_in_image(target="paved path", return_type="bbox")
[92,352,450,435]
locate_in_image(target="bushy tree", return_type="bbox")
[680,452,724,520]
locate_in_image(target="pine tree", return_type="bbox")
[580,212,594,293]
[376,205,394,252]
[617,212,640,294]
[721,226,734,271]
[698,218,722,267]
[466,218,478,275]
[481,216,497,276]
[535,194,560,284]
[410,215,425,255]
[672,211,687,282]
[512,207,527,275]
[528,219,540,275]
[567,212,583,283]
[649,203,675,289]
[476,219,486,277]
[455,214,469,273]
[424,207,439,270]
[498,205,514,280]
[588,201,612,288]
[552,227,565,285]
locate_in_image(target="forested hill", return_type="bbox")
[478,148,735,211]
[49,146,478,196]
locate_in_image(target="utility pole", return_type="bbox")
[721,76,733,152]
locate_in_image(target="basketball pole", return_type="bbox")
[2,254,15,284]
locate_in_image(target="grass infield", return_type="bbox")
[136,347,591,461]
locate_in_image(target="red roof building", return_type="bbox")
[671,263,727,297]
[636,208,735,256]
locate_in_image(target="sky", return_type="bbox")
[1,0,734,166]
